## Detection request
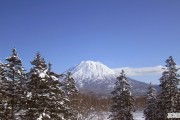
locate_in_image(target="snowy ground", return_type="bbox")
[86,111,144,120]
[133,111,145,120]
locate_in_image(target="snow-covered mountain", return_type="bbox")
[65,61,154,96]
[67,61,116,80]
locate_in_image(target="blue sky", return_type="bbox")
[0,1,180,84]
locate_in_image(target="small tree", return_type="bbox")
[109,70,135,120]
[144,82,156,120]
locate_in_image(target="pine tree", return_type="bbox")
[26,53,69,120]
[62,72,79,120]
[0,61,8,119]
[25,52,50,119]
[45,63,69,120]
[156,56,180,120]
[1,48,26,119]
[109,70,135,120]
[144,82,156,120]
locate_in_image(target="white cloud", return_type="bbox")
[113,65,180,84]
[114,65,180,76]
[113,65,165,76]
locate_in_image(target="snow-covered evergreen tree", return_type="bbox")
[109,70,135,120]
[25,53,69,120]
[1,48,26,119]
[0,61,8,119]
[25,52,49,119]
[156,56,180,120]
[62,72,79,120]
[46,63,69,120]
[144,82,156,120]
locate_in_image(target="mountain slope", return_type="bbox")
[66,61,152,96]
[67,61,116,80]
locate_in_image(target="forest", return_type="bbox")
[0,49,180,120]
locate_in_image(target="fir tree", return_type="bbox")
[144,82,156,120]
[1,48,26,119]
[109,70,135,120]
[0,61,8,119]
[62,72,79,120]
[46,63,69,120]
[25,52,48,119]
[156,56,180,120]
[26,53,69,120]
[25,52,50,119]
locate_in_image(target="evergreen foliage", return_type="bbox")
[62,72,79,120]
[46,63,69,120]
[2,49,180,120]
[156,56,180,120]
[0,61,8,119]
[176,89,180,112]
[0,48,26,119]
[25,53,70,120]
[0,49,80,120]
[25,52,48,119]
[144,82,156,120]
[109,70,135,120]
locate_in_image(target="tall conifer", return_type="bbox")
[109,70,135,120]
[156,56,180,120]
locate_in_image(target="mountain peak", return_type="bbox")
[79,60,102,65]
[65,60,152,96]
[67,60,116,80]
